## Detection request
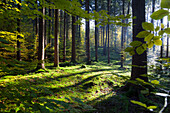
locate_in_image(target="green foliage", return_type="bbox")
[150,9,169,20]
[142,22,154,31]
[161,0,170,8]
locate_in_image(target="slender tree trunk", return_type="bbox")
[152,0,155,53]
[63,12,66,62]
[107,0,111,63]
[85,0,91,64]
[95,0,98,61]
[103,26,105,49]
[17,0,21,61]
[44,8,47,59]
[60,10,63,38]
[160,18,163,58]
[101,27,102,47]
[166,21,169,58]
[37,6,45,69]
[72,16,76,63]
[54,9,59,67]
[48,8,52,46]
[121,0,125,68]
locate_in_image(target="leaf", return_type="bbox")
[142,44,147,50]
[147,106,157,110]
[148,41,154,48]
[161,23,164,29]
[161,0,170,8]
[155,26,160,31]
[130,100,147,108]
[164,28,170,34]
[136,46,145,55]
[130,41,142,47]
[142,22,154,31]
[154,40,162,46]
[153,36,161,40]
[158,30,165,36]
[136,31,151,38]
[125,47,134,52]
[150,9,169,20]
[144,33,154,42]
[129,51,135,56]
[151,80,160,85]
[168,15,170,21]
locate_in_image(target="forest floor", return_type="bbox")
[0,54,169,112]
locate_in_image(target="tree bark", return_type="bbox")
[121,0,125,68]
[17,0,21,61]
[63,12,66,62]
[37,6,45,69]
[71,16,76,63]
[131,0,147,82]
[95,0,98,62]
[85,0,91,64]
[107,0,111,63]
[160,18,163,58]
[166,21,169,58]
[54,9,59,67]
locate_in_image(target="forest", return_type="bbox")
[0,0,169,112]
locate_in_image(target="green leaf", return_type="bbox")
[164,28,170,34]
[151,80,160,85]
[130,100,147,108]
[130,41,142,47]
[147,106,157,110]
[155,26,160,31]
[154,39,162,46]
[168,15,170,21]
[158,30,165,36]
[142,44,147,50]
[150,9,169,20]
[161,0,170,8]
[125,47,134,52]
[144,33,154,42]
[136,31,151,38]
[136,46,145,55]
[148,41,154,48]
[129,51,135,56]
[142,22,154,31]
[153,36,161,40]
[161,23,164,29]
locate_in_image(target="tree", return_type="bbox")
[17,0,21,61]
[95,0,98,62]
[37,4,45,69]
[63,11,66,62]
[120,0,125,68]
[85,0,91,64]
[166,21,169,58]
[107,0,111,63]
[54,9,59,67]
[71,16,76,63]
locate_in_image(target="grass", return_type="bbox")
[0,51,169,113]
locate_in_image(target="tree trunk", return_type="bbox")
[72,16,76,63]
[17,0,21,61]
[85,0,91,64]
[63,12,66,62]
[166,21,169,58]
[131,0,147,82]
[44,8,47,59]
[121,0,125,68]
[151,0,156,53]
[48,8,52,46]
[37,6,45,69]
[160,18,163,58]
[107,0,111,63]
[54,9,59,67]
[95,0,98,62]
